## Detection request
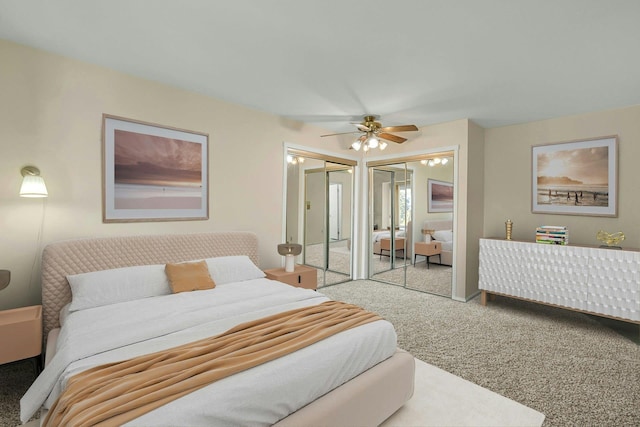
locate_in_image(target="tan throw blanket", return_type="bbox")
[44,300,381,427]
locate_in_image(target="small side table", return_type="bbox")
[380,237,406,259]
[0,305,43,373]
[414,242,442,269]
[264,264,318,290]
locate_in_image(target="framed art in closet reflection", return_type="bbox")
[427,179,453,213]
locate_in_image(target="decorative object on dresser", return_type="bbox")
[505,219,513,240]
[596,230,625,249]
[535,225,569,245]
[531,135,617,217]
[102,114,209,223]
[478,238,639,324]
[277,242,303,272]
[264,264,317,290]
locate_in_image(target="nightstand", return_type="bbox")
[0,305,42,372]
[264,265,318,290]
[414,241,442,269]
[380,237,405,259]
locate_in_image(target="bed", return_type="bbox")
[422,220,453,266]
[21,232,414,426]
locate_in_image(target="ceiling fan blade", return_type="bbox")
[320,131,360,137]
[379,124,418,133]
[378,133,407,144]
[354,123,371,132]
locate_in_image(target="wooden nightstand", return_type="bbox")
[0,305,42,372]
[414,241,442,269]
[264,264,318,290]
[380,237,405,259]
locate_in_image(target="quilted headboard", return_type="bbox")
[423,220,453,233]
[41,232,259,337]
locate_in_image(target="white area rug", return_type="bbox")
[382,358,545,427]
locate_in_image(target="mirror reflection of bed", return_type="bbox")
[369,156,454,298]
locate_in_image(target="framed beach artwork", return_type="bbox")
[102,115,209,222]
[532,136,617,217]
[427,179,453,213]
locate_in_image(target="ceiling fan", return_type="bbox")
[320,115,418,151]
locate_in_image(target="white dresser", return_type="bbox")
[478,238,640,323]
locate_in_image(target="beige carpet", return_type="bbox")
[306,241,453,296]
[383,358,545,427]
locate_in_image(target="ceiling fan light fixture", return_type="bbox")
[363,143,370,152]
[441,158,449,165]
[367,136,379,148]
[379,141,388,150]
[351,140,362,151]
[433,158,441,164]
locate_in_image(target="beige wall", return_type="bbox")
[484,105,640,249]
[0,40,342,310]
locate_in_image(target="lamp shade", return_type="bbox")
[20,172,48,198]
[277,243,302,256]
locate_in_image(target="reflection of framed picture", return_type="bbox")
[532,135,617,217]
[428,179,453,213]
[102,114,209,222]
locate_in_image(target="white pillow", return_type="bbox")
[59,303,71,326]
[433,229,453,242]
[205,255,265,285]
[67,264,171,312]
[424,233,432,243]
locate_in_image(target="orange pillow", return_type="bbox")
[165,260,216,293]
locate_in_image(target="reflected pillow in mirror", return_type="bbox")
[433,229,453,242]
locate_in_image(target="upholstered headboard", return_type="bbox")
[41,232,259,337]
[422,220,453,234]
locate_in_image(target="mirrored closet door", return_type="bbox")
[369,164,410,287]
[285,148,355,288]
[368,153,455,297]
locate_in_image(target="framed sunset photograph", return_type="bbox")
[102,115,209,222]
[428,179,454,213]
[532,136,617,217]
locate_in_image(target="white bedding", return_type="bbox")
[21,278,397,426]
[441,241,453,252]
[373,230,405,243]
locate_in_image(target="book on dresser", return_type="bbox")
[536,225,569,245]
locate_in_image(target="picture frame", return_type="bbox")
[427,179,453,213]
[102,114,209,222]
[532,135,617,217]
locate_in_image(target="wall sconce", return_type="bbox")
[277,243,302,272]
[20,166,48,198]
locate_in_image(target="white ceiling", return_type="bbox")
[2,0,639,133]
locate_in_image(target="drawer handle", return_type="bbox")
[298,275,301,284]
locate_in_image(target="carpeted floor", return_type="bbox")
[307,240,453,296]
[320,280,640,427]
[2,280,637,427]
